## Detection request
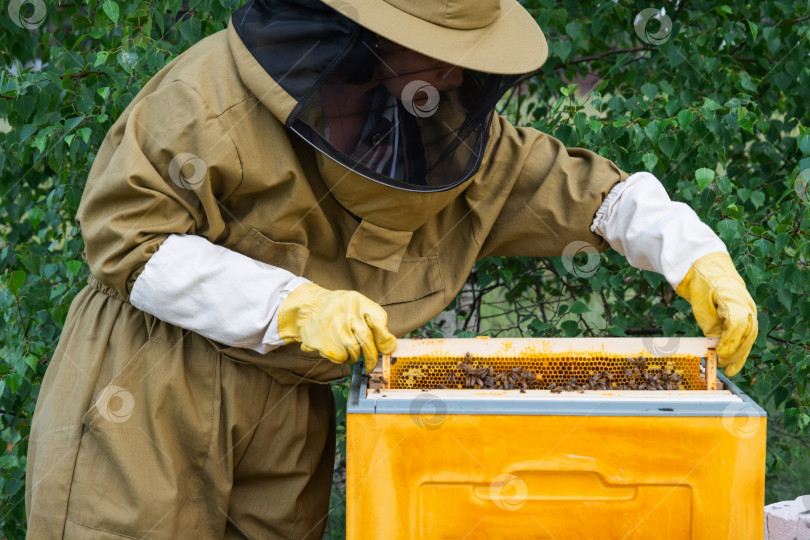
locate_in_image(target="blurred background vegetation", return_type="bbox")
[1,0,808,537]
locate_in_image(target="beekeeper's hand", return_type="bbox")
[676,253,758,376]
[278,283,396,372]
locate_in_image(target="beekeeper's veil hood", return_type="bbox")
[232,0,548,193]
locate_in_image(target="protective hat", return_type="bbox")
[232,0,548,193]
[319,0,548,75]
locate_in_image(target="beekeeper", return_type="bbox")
[26,0,758,537]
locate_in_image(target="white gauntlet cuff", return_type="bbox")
[591,172,728,289]
[130,234,310,353]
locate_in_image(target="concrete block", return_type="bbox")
[765,495,810,540]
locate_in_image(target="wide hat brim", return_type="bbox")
[319,0,548,75]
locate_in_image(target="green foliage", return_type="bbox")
[0,0,808,537]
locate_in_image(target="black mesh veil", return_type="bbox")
[233,0,524,192]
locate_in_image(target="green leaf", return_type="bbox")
[715,175,732,195]
[748,21,758,41]
[695,168,715,190]
[77,127,91,143]
[668,46,687,67]
[103,0,119,23]
[24,354,38,373]
[565,21,583,40]
[702,98,722,111]
[750,191,765,209]
[725,203,741,219]
[658,136,676,158]
[740,72,758,93]
[746,264,764,288]
[799,134,810,155]
[94,51,109,67]
[553,40,573,62]
[641,83,658,101]
[560,320,580,337]
[570,301,590,314]
[737,107,754,133]
[644,122,659,143]
[677,109,694,130]
[19,124,37,143]
[642,152,658,171]
[64,116,84,131]
[66,260,83,276]
[9,270,26,294]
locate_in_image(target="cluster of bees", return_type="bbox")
[437,353,538,393]
[548,370,614,393]
[613,356,685,391]
[396,355,686,394]
[547,357,685,393]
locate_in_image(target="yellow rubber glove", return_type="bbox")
[278,283,397,372]
[675,252,758,377]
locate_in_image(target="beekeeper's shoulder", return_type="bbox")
[142,28,255,122]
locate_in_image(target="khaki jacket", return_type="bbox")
[76,21,627,385]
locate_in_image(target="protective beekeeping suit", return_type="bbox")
[26,0,757,537]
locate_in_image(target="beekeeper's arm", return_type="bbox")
[477,116,756,376]
[79,81,394,368]
[590,172,757,376]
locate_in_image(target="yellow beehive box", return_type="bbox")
[346,337,766,539]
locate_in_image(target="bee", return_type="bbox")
[390,358,398,366]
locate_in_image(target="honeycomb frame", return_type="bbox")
[377,337,718,392]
